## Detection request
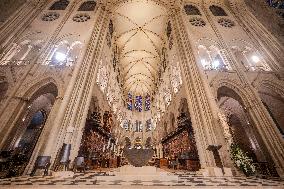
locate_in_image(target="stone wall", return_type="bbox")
[244,0,284,45]
[0,0,26,25]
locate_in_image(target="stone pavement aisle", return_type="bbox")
[0,171,283,188]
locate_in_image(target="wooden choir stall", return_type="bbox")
[160,113,201,171]
[77,111,119,170]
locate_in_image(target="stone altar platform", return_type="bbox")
[97,165,179,181]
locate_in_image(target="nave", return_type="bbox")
[0,169,283,188]
[0,0,284,188]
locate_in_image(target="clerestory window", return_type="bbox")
[184,5,201,15]
[78,1,96,11]
[49,0,69,10]
[209,5,227,16]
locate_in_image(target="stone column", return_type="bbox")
[24,96,63,174]
[246,99,284,177]
[228,0,284,72]
[170,8,230,176]
[207,5,284,175]
[0,0,79,141]
[203,0,284,176]
[40,4,111,166]
[0,97,28,149]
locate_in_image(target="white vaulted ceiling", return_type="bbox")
[113,0,168,95]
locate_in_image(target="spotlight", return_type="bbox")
[251,55,260,63]
[55,52,67,62]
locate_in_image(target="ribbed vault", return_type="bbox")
[112,0,168,95]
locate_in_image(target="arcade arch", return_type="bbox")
[217,85,278,175]
[1,82,58,176]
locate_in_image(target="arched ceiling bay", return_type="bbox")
[113,0,168,95]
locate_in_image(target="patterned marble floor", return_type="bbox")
[0,171,283,188]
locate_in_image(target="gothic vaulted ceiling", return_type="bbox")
[113,0,168,95]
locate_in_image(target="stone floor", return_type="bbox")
[0,170,283,188]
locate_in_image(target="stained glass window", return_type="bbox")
[135,95,143,112]
[267,0,284,9]
[127,93,133,110]
[135,120,143,132]
[145,94,151,111]
[267,0,284,18]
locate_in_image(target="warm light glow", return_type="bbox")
[213,60,220,68]
[251,55,260,63]
[55,52,67,62]
[201,59,206,66]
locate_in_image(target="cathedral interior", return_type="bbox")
[0,0,283,188]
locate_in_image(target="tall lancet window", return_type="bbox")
[212,54,227,70]
[50,41,82,66]
[198,44,230,71]
[135,95,143,112]
[135,120,143,132]
[127,93,133,110]
[231,43,271,72]
[0,40,39,65]
[145,94,151,111]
